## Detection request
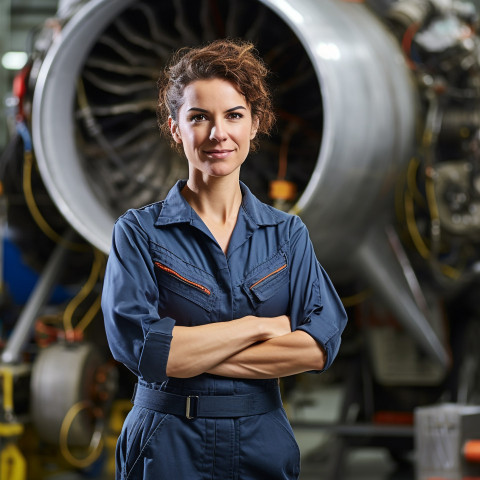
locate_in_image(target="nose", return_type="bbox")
[209,122,227,142]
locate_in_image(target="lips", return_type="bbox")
[203,149,233,159]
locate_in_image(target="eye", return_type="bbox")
[190,113,207,122]
[228,112,244,120]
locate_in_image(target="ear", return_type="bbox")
[250,116,260,140]
[169,116,182,144]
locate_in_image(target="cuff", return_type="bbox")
[138,317,176,383]
[296,320,340,373]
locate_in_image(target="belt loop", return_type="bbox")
[131,383,138,404]
[186,395,199,419]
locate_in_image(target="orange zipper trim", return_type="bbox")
[250,263,287,290]
[154,262,211,295]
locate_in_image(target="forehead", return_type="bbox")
[181,78,248,110]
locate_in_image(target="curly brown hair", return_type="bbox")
[157,38,275,151]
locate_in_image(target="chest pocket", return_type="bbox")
[242,251,290,316]
[151,244,216,326]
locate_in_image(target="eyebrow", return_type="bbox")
[187,106,247,113]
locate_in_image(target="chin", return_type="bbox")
[206,165,242,178]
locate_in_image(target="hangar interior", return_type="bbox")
[1,0,480,478]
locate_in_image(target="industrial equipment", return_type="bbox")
[1,0,480,477]
[415,404,480,479]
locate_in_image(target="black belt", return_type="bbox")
[132,383,283,419]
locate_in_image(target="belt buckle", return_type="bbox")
[186,395,199,419]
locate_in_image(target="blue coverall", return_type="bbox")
[102,180,348,479]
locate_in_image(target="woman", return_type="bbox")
[102,39,347,480]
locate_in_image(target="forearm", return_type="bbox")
[166,315,290,378]
[207,330,325,379]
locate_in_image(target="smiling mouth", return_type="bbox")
[204,149,233,159]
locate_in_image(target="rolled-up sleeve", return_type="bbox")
[288,217,347,372]
[101,214,176,383]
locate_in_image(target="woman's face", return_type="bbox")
[169,78,259,180]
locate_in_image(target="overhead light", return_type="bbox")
[2,52,28,71]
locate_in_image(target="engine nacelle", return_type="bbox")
[32,0,415,264]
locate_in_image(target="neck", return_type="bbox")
[182,175,242,225]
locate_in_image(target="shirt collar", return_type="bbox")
[239,182,284,227]
[154,180,192,226]
[154,179,284,227]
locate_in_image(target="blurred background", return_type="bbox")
[1,0,480,478]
